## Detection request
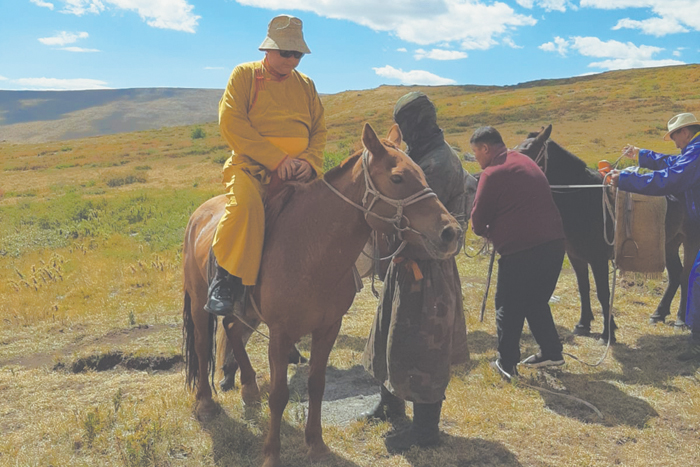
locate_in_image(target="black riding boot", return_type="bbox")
[385,400,442,452]
[204,266,243,316]
[360,385,406,422]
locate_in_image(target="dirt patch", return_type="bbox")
[288,364,381,426]
[0,323,176,369]
[53,351,183,373]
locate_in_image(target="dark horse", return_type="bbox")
[515,125,698,343]
[182,123,461,467]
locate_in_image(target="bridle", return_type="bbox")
[530,139,548,173]
[322,148,438,257]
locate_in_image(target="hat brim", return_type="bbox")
[259,37,311,54]
[663,121,699,140]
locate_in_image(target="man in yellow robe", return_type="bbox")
[206,14,327,315]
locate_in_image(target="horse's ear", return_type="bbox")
[386,123,403,147]
[535,124,553,144]
[362,123,385,157]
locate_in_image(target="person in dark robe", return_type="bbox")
[362,92,477,452]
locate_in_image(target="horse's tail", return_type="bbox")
[182,290,216,392]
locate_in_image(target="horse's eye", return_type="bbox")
[390,175,403,184]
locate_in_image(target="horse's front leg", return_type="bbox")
[262,331,294,467]
[305,319,342,461]
[570,256,593,336]
[222,316,260,405]
[591,258,616,344]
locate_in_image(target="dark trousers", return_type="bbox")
[495,239,565,368]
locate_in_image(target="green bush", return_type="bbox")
[190,127,206,139]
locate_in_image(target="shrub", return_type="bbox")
[190,127,206,139]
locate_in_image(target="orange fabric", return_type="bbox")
[393,257,424,281]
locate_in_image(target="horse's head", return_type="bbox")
[360,122,462,260]
[514,124,552,171]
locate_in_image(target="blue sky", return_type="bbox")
[1,0,698,94]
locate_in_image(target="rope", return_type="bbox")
[516,379,604,419]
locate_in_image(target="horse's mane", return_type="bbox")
[546,140,588,172]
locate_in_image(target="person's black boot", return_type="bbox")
[360,385,406,423]
[204,266,242,316]
[384,400,442,452]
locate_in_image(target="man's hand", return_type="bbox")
[622,144,639,160]
[277,157,297,181]
[607,170,620,187]
[293,159,314,182]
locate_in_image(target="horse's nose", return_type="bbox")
[441,225,460,245]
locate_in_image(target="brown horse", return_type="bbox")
[182,123,461,467]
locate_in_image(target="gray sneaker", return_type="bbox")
[521,352,565,368]
[491,359,519,382]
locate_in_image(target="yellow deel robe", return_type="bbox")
[212,60,326,285]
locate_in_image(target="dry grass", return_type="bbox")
[2,65,700,467]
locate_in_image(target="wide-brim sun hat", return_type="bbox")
[259,15,311,54]
[664,112,699,140]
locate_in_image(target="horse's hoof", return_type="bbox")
[307,442,331,462]
[241,383,261,406]
[219,374,236,392]
[196,399,220,423]
[649,312,668,324]
[573,324,591,336]
[288,346,308,365]
[673,319,688,329]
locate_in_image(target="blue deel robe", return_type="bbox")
[618,132,700,333]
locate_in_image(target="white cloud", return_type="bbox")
[588,58,685,70]
[236,0,536,49]
[539,36,569,56]
[373,65,456,85]
[515,0,568,12]
[502,37,523,49]
[581,0,700,35]
[613,17,688,36]
[13,77,110,90]
[673,50,682,57]
[57,0,200,33]
[542,35,685,70]
[397,48,408,52]
[60,46,100,52]
[30,0,55,9]
[38,31,89,46]
[570,36,661,59]
[0,75,8,81]
[414,48,467,60]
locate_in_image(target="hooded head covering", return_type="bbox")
[393,92,443,161]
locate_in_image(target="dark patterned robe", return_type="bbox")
[362,93,476,403]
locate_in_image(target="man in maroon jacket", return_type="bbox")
[470,126,566,380]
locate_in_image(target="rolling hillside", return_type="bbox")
[0,88,222,143]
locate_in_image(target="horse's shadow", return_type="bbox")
[604,333,700,389]
[201,405,364,467]
[396,434,523,467]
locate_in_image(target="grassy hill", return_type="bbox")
[0,88,222,143]
[1,64,700,467]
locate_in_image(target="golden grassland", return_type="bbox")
[1,65,700,466]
